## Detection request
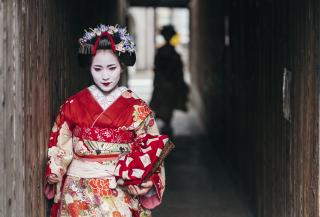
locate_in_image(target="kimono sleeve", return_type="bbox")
[44,101,74,200]
[135,113,166,209]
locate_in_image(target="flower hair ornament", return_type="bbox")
[78,24,136,66]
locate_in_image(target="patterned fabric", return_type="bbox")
[72,140,131,158]
[44,86,167,217]
[73,126,135,144]
[114,134,169,185]
[60,176,151,217]
[88,85,127,111]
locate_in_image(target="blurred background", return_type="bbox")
[1,0,320,217]
[127,6,190,102]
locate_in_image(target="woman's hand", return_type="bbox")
[127,180,154,196]
[47,174,61,184]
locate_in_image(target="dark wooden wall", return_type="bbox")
[190,0,320,216]
[0,0,127,216]
[189,0,225,143]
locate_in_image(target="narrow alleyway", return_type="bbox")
[1,1,320,217]
[129,73,253,217]
[153,110,253,217]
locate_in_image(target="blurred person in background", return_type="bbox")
[150,25,189,137]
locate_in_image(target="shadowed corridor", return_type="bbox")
[153,111,253,217]
[1,1,320,217]
[129,70,253,217]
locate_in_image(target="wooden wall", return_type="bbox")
[190,0,320,216]
[0,0,25,216]
[0,0,127,216]
[189,0,225,145]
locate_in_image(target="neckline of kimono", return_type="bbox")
[87,85,127,112]
[86,86,130,127]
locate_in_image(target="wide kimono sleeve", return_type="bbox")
[135,112,166,209]
[44,100,74,202]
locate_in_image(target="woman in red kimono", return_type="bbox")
[44,24,167,217]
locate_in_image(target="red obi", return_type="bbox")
[72,126,135,160]
[72,126,174,186]
[73,125,135,143]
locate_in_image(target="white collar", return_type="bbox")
[88,85,128,110]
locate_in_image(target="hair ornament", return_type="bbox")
[78,24,135,55]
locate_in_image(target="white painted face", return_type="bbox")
[90,50,122,93]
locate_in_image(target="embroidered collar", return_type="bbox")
[88,85,127,110]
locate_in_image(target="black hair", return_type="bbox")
[78,34,136,68]
[160,25,176,42]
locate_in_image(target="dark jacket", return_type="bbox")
[150,43,189,119]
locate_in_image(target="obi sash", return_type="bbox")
[67,125,135,179]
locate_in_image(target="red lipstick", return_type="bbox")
[102,82,111,86]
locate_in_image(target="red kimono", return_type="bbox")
[44,85,166,217]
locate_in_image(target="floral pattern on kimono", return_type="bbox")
[44,86,166,217]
